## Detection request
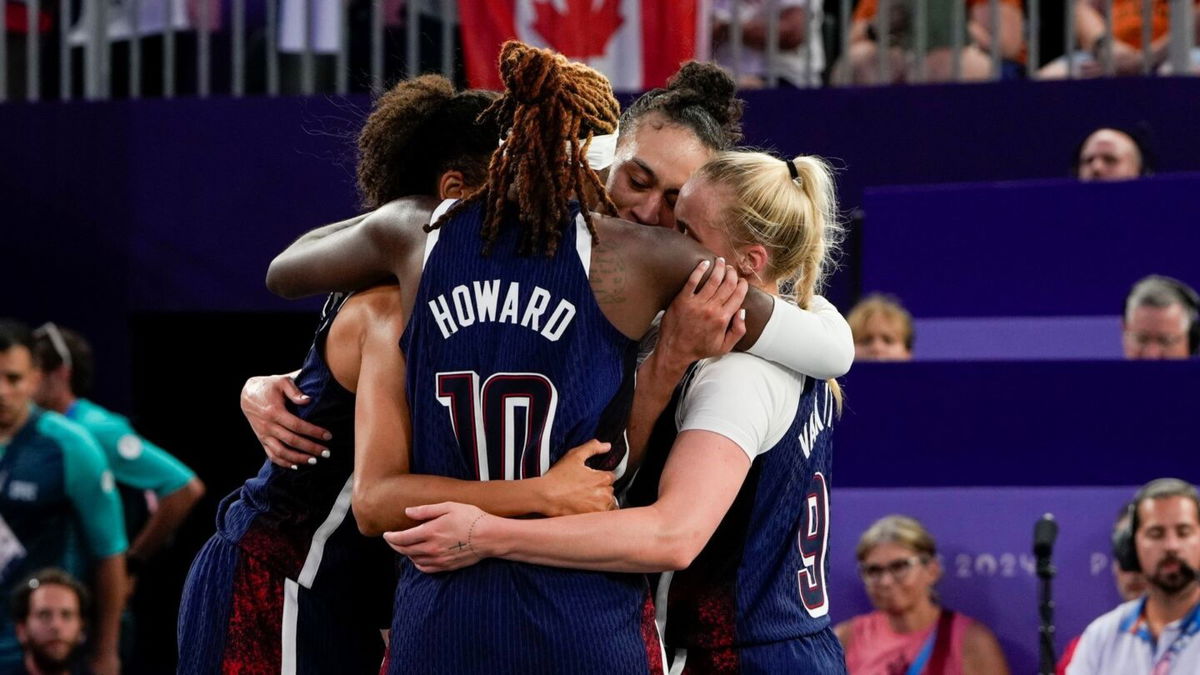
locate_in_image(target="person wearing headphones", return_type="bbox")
[1066,478,1200,674]
[1122,276,1199,360]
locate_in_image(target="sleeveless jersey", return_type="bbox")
[214,294,396,628]
[391,200,650,675]
[651,360,838,652]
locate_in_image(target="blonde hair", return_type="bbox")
[855,515,937,562]
[696,151,844,408]
[847,294,914,350]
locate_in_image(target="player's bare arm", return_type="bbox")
[387,430,752,574]
[265,196,437,299]
[341,287,616,536]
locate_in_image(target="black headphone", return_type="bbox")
[1123,275,1200,356]
[1112,480,1200,573]
[1111,500,1139,573]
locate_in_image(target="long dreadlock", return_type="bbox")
[427,41,620,257]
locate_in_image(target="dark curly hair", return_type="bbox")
[356,75,501,208]
[430,41,620,258]
[620,61,744,151]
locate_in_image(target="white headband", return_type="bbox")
[496,124,620,171]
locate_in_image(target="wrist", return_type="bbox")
[471,514,505,558]
[644,348,689,385]
[529,477,563,518]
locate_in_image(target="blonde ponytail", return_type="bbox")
[695,151,844,411]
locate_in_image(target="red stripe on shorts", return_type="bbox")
[220,550,284,674]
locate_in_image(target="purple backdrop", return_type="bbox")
[860,174,1200,318]
[830,487,1137,675]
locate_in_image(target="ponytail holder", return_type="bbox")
[785,158,800,182]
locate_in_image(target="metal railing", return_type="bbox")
[1,0,1195,103]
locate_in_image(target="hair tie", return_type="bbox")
[785,158,800,182]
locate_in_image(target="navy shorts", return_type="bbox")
[177,533,385,675]
[670,626,847,674]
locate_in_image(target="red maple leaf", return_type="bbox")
[531,0,625,59]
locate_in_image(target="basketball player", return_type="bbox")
[388,150,849,674]
[244,61,850,473]
[176,75,617,674]
[260,42,849,673]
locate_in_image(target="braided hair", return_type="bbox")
[356,74,500,209]
[430,41,621,257]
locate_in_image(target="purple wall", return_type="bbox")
[860,174,1200,318]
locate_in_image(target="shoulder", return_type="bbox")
[69,401,132,444]
[332,285,405,337]
[35,411,104,458]
[957,612,1010,674]
[363,196,441,248]
[832,617,856,648]
[1079,600,1140,641]
[687,353,805,403]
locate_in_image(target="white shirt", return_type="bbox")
[1067,597,1200,675]
[677,352,806,462]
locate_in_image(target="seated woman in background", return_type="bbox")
[834,515,1010,675]
[847,294,913,361]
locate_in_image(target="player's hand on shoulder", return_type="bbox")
[657,258,749,371]
[240,373,332,469]
[539,440,618,516]
[384,503,489,573]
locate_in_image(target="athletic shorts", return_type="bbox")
[177,533,385,675]
[667,626,847,675]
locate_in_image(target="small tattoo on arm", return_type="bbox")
[450,541,468,552]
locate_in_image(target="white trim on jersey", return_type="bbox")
[298,476,354,588]
[422,199,458,270]
[655,570,674,673]
[574,211,593,277]
[281,578,300,675]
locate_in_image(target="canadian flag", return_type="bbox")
[459,0,706,92]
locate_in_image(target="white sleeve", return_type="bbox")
[745,295,854,380]
[676,354,804,462]
[1063,617,1105,675]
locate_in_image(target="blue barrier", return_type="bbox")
[835,360,1199,488]
[860,174,1200,318]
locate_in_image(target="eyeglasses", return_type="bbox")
[1123,331,1186,350]
[858,555,927,584]
[32,323,72,370]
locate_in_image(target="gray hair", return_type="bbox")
[1125,276,1194,325]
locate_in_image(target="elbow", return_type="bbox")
[655,526,709,571]
[183,478,206,509]
[351,480,386,537]
[265,256,301,299]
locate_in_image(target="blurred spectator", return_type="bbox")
[1057,504,1150,673]
[832,0,1025,84]
[711,0,824,87]
[10,569,90,675]
[32,324,204,573]
[1122,275,1198,360]
[0,320,126,675]
[31,323,203,666]
[1065,478,1200,674]
[1075,127,1149,180]
[1039,0,1200,78]
[834,515,1010,674]
[848,294,914,361]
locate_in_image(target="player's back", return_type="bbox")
[214,294,394,620]
[652,355,841,672]
[392,200,655,675]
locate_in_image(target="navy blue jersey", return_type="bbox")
[392,200,654,674]
[214,294,395,628]
[665,364,836,652]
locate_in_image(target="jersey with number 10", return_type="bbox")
[393,200,651,674]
